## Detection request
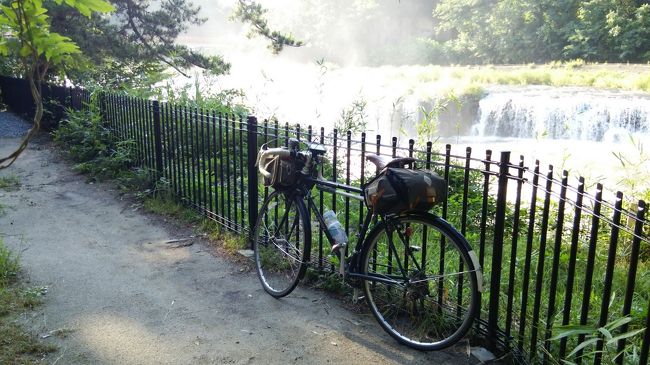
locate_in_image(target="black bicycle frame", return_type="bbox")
[299,175,416,286]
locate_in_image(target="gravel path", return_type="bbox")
[0,135,481,365]
[0,111,32,137]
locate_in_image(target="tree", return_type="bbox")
[566,0,650,62]
[0,0,304,88]
[45,0,232,88]
[233,0,303,54]
[0,0,114,169]
[42,0,303,89]
[433,0,580,64]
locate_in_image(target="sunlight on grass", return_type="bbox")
[409,63,650,95]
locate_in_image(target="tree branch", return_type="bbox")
[124,0,191,78]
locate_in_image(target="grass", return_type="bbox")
[416,62,650,93]
[0,244,19,286]
[0,174,20,191]
[143,194,247,254]
[0,239,55,363]
[303,267,351,296]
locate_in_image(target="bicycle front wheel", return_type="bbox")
[253,190,311,298]
[361,214,480,350]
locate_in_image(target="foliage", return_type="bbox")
[611,134,650,203]
[0,242,19,286]
[233,0,303,54]
[1,0,303,89]
[44,0,229,89]
[566,1,650,62]
[52,102,137,182]
[431,0,650,64]
[335,97,367,134]
[550,317,645,364]
[151,76,249,116]
[0,0,113,169]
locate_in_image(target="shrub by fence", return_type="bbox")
[1,75,649,364]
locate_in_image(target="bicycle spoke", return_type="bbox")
[363,215,479,350]
[254,191,311,298]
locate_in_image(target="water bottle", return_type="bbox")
[323,210,348,246]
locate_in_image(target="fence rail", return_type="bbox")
[1,75,649,364]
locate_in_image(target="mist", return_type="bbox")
[181,0,437,67]
[172,0,448,139]
[169,0,650,189]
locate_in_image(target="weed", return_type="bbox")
[0,243,19,286]
[199,220,222,241]
[0,174,20,191]
[0,239,55,362]
[21,286,48,309]
[303,267,351,296]
[550,317,645,364]
[336,96,368,134]
[144,197,186,218]
[0,321,56,364]
[53,102,142,184]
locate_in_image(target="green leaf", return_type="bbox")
[1,5,18,24]
[568,337,601,358]
[606,328,646,346]
[19,44,31,57]
[605,316,633,331]
[75,3,90,17]
[550,325,597,341]
[74,0,114,17]
[598,327,613,340]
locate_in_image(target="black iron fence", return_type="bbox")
[0,76,90,129]
[2,75,649,364]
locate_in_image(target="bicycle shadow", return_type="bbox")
[341,328,479,364]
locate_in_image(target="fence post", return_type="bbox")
[488,151,511,345]
[98,91,106,124]
[247,116,259,243]
[152,100,164,179]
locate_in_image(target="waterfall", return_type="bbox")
[473,86,650,142]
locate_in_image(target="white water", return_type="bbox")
[474,86,650,142]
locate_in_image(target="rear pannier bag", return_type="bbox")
[364,168,447,215]
[261,155,297,189]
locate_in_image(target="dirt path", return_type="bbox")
[0,135,478,365]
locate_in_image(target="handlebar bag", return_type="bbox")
[262,155,297,188]
[364,168,447,215]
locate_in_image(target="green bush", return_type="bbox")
[53,105,137,182]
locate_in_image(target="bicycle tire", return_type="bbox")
[253,190,311,298]
[361,213,481,350]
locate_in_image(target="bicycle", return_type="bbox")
[252,138,483,351]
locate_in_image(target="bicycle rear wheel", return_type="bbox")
[361,213,481,350]
[253,190,311,298]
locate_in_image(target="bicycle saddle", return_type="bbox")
[365,155,415,169]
